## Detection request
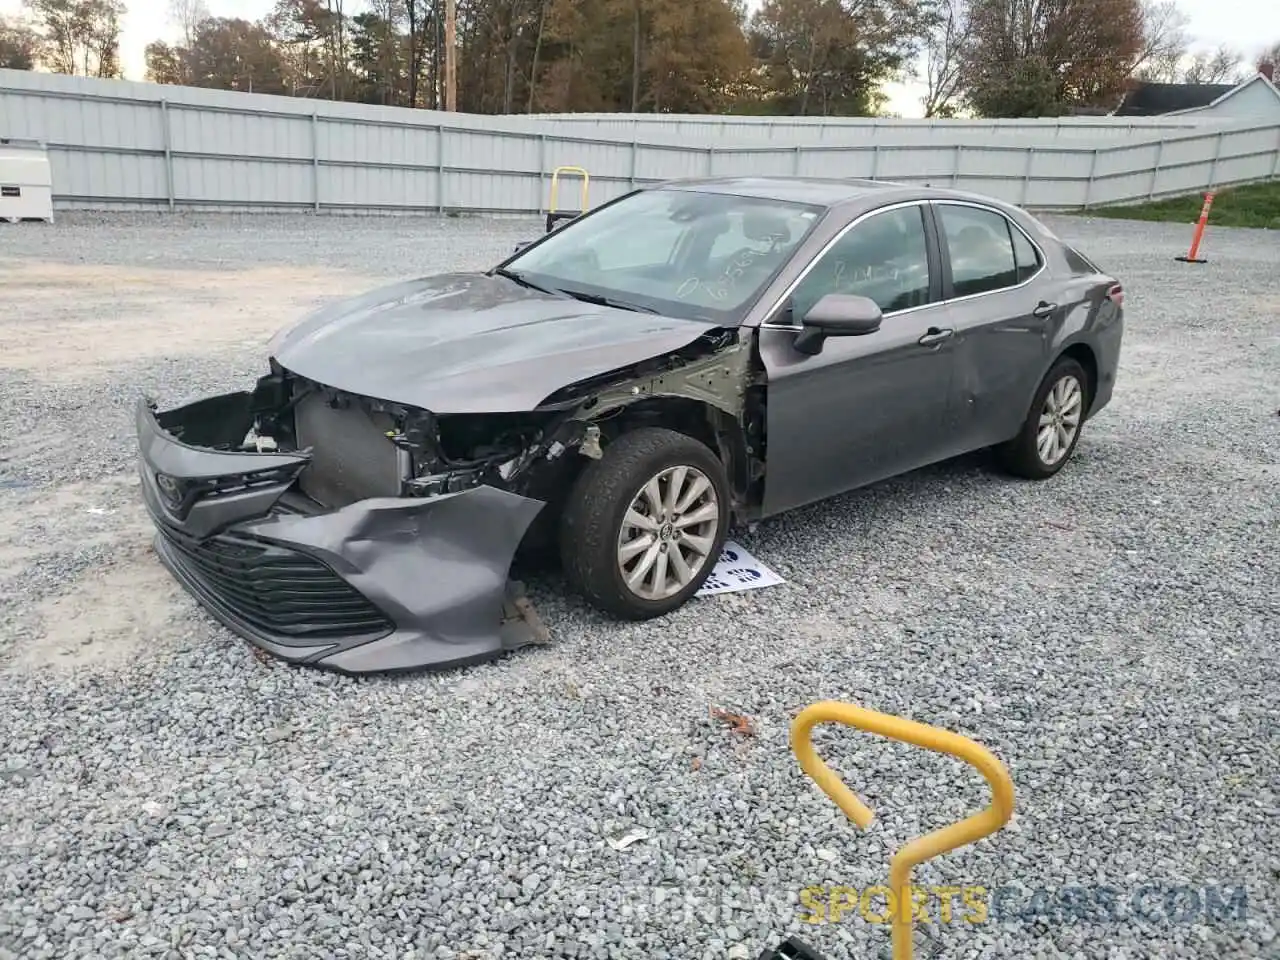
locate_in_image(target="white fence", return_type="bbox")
[2,68,1279,215]
[529,112,1232,144]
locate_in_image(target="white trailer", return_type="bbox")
[0,138,54,223]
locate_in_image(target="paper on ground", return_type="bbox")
[695,540,785,597]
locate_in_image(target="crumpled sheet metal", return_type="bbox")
[236,485,547,673]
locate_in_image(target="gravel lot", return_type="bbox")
[1,210,1277,960]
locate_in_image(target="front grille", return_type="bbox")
[156,522,392,641]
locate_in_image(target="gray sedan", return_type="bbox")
[135,177,1124,673]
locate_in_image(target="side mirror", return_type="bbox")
[512,240,535,253]
[792,294,883,355]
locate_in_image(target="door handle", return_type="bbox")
[917,327,954,346]
[1032,301,1058,318]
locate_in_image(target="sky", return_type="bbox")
[2,0,1277,117]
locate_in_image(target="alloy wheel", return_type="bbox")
[616,465,720,601]
[1037,374,1083,466]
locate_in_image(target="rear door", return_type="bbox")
[929,201,1058,454]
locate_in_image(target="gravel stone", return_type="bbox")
[0,210,1276,959]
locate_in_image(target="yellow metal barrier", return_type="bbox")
[545,165,590,232]
[791,701,1015,960]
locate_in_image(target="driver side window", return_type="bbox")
[786,205,932,324]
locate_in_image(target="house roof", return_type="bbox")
[1163,72,1280,116]
[1114,81,1237,116]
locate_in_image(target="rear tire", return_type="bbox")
[996,356,1089,479]
[559,427,730,620]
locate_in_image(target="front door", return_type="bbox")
[757,202,958,518]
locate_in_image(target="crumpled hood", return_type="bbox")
[270,272,717,413]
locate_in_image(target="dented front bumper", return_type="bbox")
[134,394,548,674]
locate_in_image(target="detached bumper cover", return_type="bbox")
[135,395,547,673]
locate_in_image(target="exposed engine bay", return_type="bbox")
[157,325,768,534]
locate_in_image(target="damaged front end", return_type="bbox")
[135,366,562,674]
[137,321,760,674]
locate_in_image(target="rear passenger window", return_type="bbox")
[1010,226,1042,282]
[938,204,1019,297]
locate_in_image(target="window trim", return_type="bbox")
[758,199,941,331]
[930,200,1048,303]
[493,187,645,271]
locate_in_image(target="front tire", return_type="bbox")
[560,427,730,620]
[997,356,1089,479]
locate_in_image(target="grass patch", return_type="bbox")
[1081,180,1280,229]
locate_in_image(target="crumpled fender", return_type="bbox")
[235,485,547,673]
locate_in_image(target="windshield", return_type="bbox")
[498,188,825,323]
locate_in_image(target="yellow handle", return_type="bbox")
[791,701,1015,960]
[548,165,590,214]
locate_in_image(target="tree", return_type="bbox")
[526,0,749,114]
[920,0,966,117]
[401,0,429,108]
[168,0,209,48]
[144,40,185,83]
[459,0,545,113]
[749,0,931,116]
[524,0,549,110]
[147,0,210,83]
[350,5,408,104]
[1257,40,1280,74]
[1129,0,1243,85]
[25,0,126,77]
[638,0,751,112]
[532,0,605,111]
[1130,0,1189,82]
[114,0,1005,116]
[0,14,44,69]
[961,0,1146,117]
[266,0,348,97]
[1180,45,1243,84]
[965,54,1060,117]
[147,16,290,93]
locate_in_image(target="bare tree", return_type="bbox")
[921,0,966,117]
[1130,0,1189,80]
[404,0,420,105]
[168,0,209,48]
[525,0,549,111]
[1181,44,1243,84]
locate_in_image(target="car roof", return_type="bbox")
[654,176,1022,215]
[658,176,898,206]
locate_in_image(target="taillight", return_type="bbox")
[1106,283,1124,306]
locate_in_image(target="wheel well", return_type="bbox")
[513,398,749,559]
[602,398,751,504]
[1060,343,1097,411]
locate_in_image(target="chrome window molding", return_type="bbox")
[757,199,930,331]
[758,197,1049,331]
[932,199,1049,301]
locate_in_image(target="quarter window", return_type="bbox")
[1010,224,1042,283]
[787,205,932,321]
[938,204,1020,297]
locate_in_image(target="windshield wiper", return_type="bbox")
[556,289,660,314]
[493,267,563,297]
[495,268,659,315]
